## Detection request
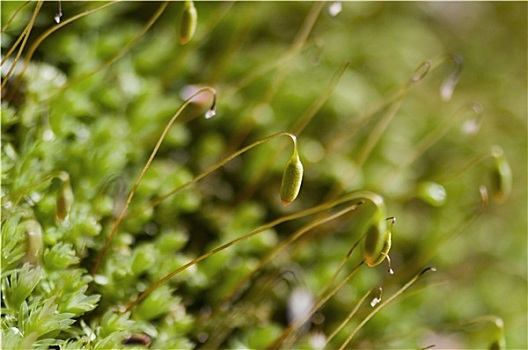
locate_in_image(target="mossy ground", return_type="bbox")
[1,2,526,349]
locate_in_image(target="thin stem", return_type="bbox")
[400,189,486,274]
[431,140,491,185]
[463,315,505,348]
[124,190,384,313]
[1,1,43,84]
[225,2,325,100]
[123,132,301,311]
[225,2,325,153]
[315,239,362,302]
[5,1,119,100]
[47,1,169,101]
[54,0,62,23]
[397,103,483,172]
[267,262,364,349]
[326,287,381,345]
[235,62,349,202]
[161,1,235,88]
[221,202,364,307]
[355,95,406,168]
[1,1,31,33]
[326,87,407,155]
[339,267,436,350]
[1,170,70,208]
[264,2,325,102]
[320,54,464,208]
[328,53,463,169]
[214,191,382,310]
[291,62,350,135]
[264,192,388,348]
[127,131,297,219]
[90,87,217,276]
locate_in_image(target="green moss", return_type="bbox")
[1,2,526,349]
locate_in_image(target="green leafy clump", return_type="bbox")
[1,2,526,349]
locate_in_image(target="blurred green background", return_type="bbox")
[2,1,526,349]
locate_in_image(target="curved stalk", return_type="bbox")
[123,131,301,312]
[267,262,364,349]
[325,54,465,200]
[127,131,299,218]
[221,202,365,307]
[338,267,436,350]
[1,1,43,82]
[1,1,31,34]
[90,87,217,276]
[46,1,169,101]
[326,287,383,345]
[397,103,483,173]
[236,62,349,203]
[125,190,393,321]
[4,1,119,99]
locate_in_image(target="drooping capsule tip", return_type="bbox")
[328,2,342,17]
[370,296,382,307]
[440,80,455,101]
[281,199,293,207]
[204,109,216,119]
[54,5,62,24]
[178,0,197,45]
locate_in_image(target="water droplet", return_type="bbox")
[410,61,431,83]
[370,287,383,307]
[54,10,62,24]
[461,118,481,135]
[94,274,109,285]
[370,295,382,307]
[440,76,457,101]
[329,2,342,17]
[43,129,55,141]
[204,109,216,119]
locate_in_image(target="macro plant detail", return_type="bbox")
[177,0,198,45]
[1,2,526,350]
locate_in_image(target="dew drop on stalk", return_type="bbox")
[329,2,342,17]
[43,129,55,141]
[370,287,383,307]
[440,76,457,101]
[461,117,481,135]
[410,60,432,83]
[54,0,62,23]
[204,109,216,119]
[94,274,109,285]
[440,54,463,101]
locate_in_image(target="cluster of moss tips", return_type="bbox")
[0,2,521,349]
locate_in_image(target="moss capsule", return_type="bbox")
[23,219,44,265]
[178,0,197,45]
[56,172,73,222]
[490,146,512,204]
[363,212,394,274]
[280,147,303,206]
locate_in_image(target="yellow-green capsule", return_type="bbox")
[490,146,512,204]
[23,219,44,265]
[280,147,303,206]
[417,181,447,207]
[363,218,390,265]
[56,172,73,222]
[363,212,394,274]
[178,0,197,45]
